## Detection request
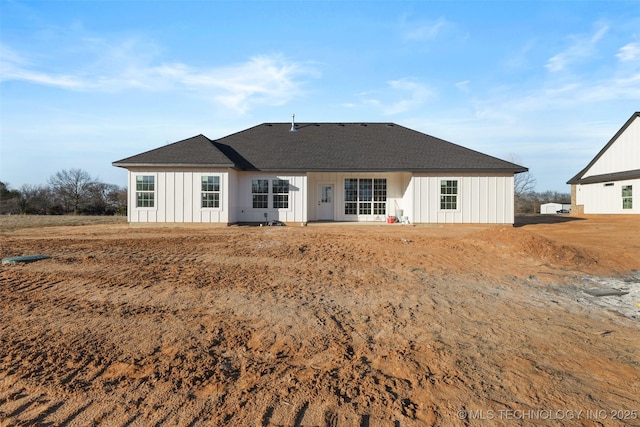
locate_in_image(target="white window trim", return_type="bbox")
[343,177,388,217]
[133,173,157,211]
[250,176,293,212]
[439,178,461,212]
[200,174,223,211]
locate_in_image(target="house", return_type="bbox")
[540,202,571,214]
[567,112,639,214]
[112,122,528,224]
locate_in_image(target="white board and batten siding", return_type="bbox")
[582,117,640,178]
[127,168,231,223]
[575,178,639,214]
[573,116,640,214]
[235,173,307,223]
[409,173,515,224]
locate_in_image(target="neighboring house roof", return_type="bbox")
[567,112,640,185]
[113,122,528,173]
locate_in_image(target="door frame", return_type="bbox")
[317,183,335,220]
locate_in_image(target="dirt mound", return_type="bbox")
[465,226,601,271]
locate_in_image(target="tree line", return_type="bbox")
[0,169,126,215]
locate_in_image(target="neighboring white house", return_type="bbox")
[540,203,571,214]
[113,122,528,224]
[567,112,640,214]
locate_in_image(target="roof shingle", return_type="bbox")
[114,123,528,173]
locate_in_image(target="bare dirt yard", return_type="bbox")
[1,215,638,426]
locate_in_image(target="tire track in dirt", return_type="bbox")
[2,220,639,426]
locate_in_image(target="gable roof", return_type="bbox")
[114,122,528,173]
[567,112,640,185]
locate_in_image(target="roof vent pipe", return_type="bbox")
[290,113,297,132]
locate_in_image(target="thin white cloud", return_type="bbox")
[0,38,319,113]
[401,17,449,42]
[383,78,434,115]
[354,78,434,115]
[545,24,609,72]
[616,42,640,62]
[455,80,470,92]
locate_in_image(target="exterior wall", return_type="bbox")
[235,172,307,223]
[570,184,584,215]
[582,116,640,178]
[409,173,515,224]
[574,178,639,214]
[127,168,231,223]
[124,168,517,224]
[307,172,411,222]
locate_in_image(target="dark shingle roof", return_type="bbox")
[114,123,528,173]
[112,134,234,167]
[567,112,640,185]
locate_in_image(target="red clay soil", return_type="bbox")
[0,215,638,426]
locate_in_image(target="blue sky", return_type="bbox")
[1,0,639,192]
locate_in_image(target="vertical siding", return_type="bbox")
[411,173,515,224]
[584,117,640,178]
[576,179,639,214]
[128,168,230,223]
[236,173,307,223]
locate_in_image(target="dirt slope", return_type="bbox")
[1,215,638,426]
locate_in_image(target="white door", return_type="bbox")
[318,184,334,220]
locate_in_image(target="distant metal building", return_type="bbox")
[540,203,571,214]
[567,112,639,214]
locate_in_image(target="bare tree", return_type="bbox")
[507,154,537,213]
[84,182,127,215]
[18,184,52,214]
[48,168,95,214]
[0,181,20,214]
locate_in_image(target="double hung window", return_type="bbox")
[440,180,458,210]
[252,178,290,209]
[201,176,220,208]
[252,179,269,208]
[136,176,155,208]
[622,185,632,209]
[272,179,290,209]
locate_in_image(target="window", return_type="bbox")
[252,179,269,208]
[201,176,220,208]
[373,179,387,215]
[622,185,632,209]
[136,175,155,208]
[344,178,387,215]
[251,178,290,209]
[344,179,358,215]
[359,179,372,214]
[440,180,458,210]
[272,179,290,209]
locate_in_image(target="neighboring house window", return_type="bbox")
[252,179,269,208]
[440,180,458,210]
[622,185,632,209]
[136,175,155,208]
[272,179,290,209]
[344,178,387,215]
[201,176,220,208]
